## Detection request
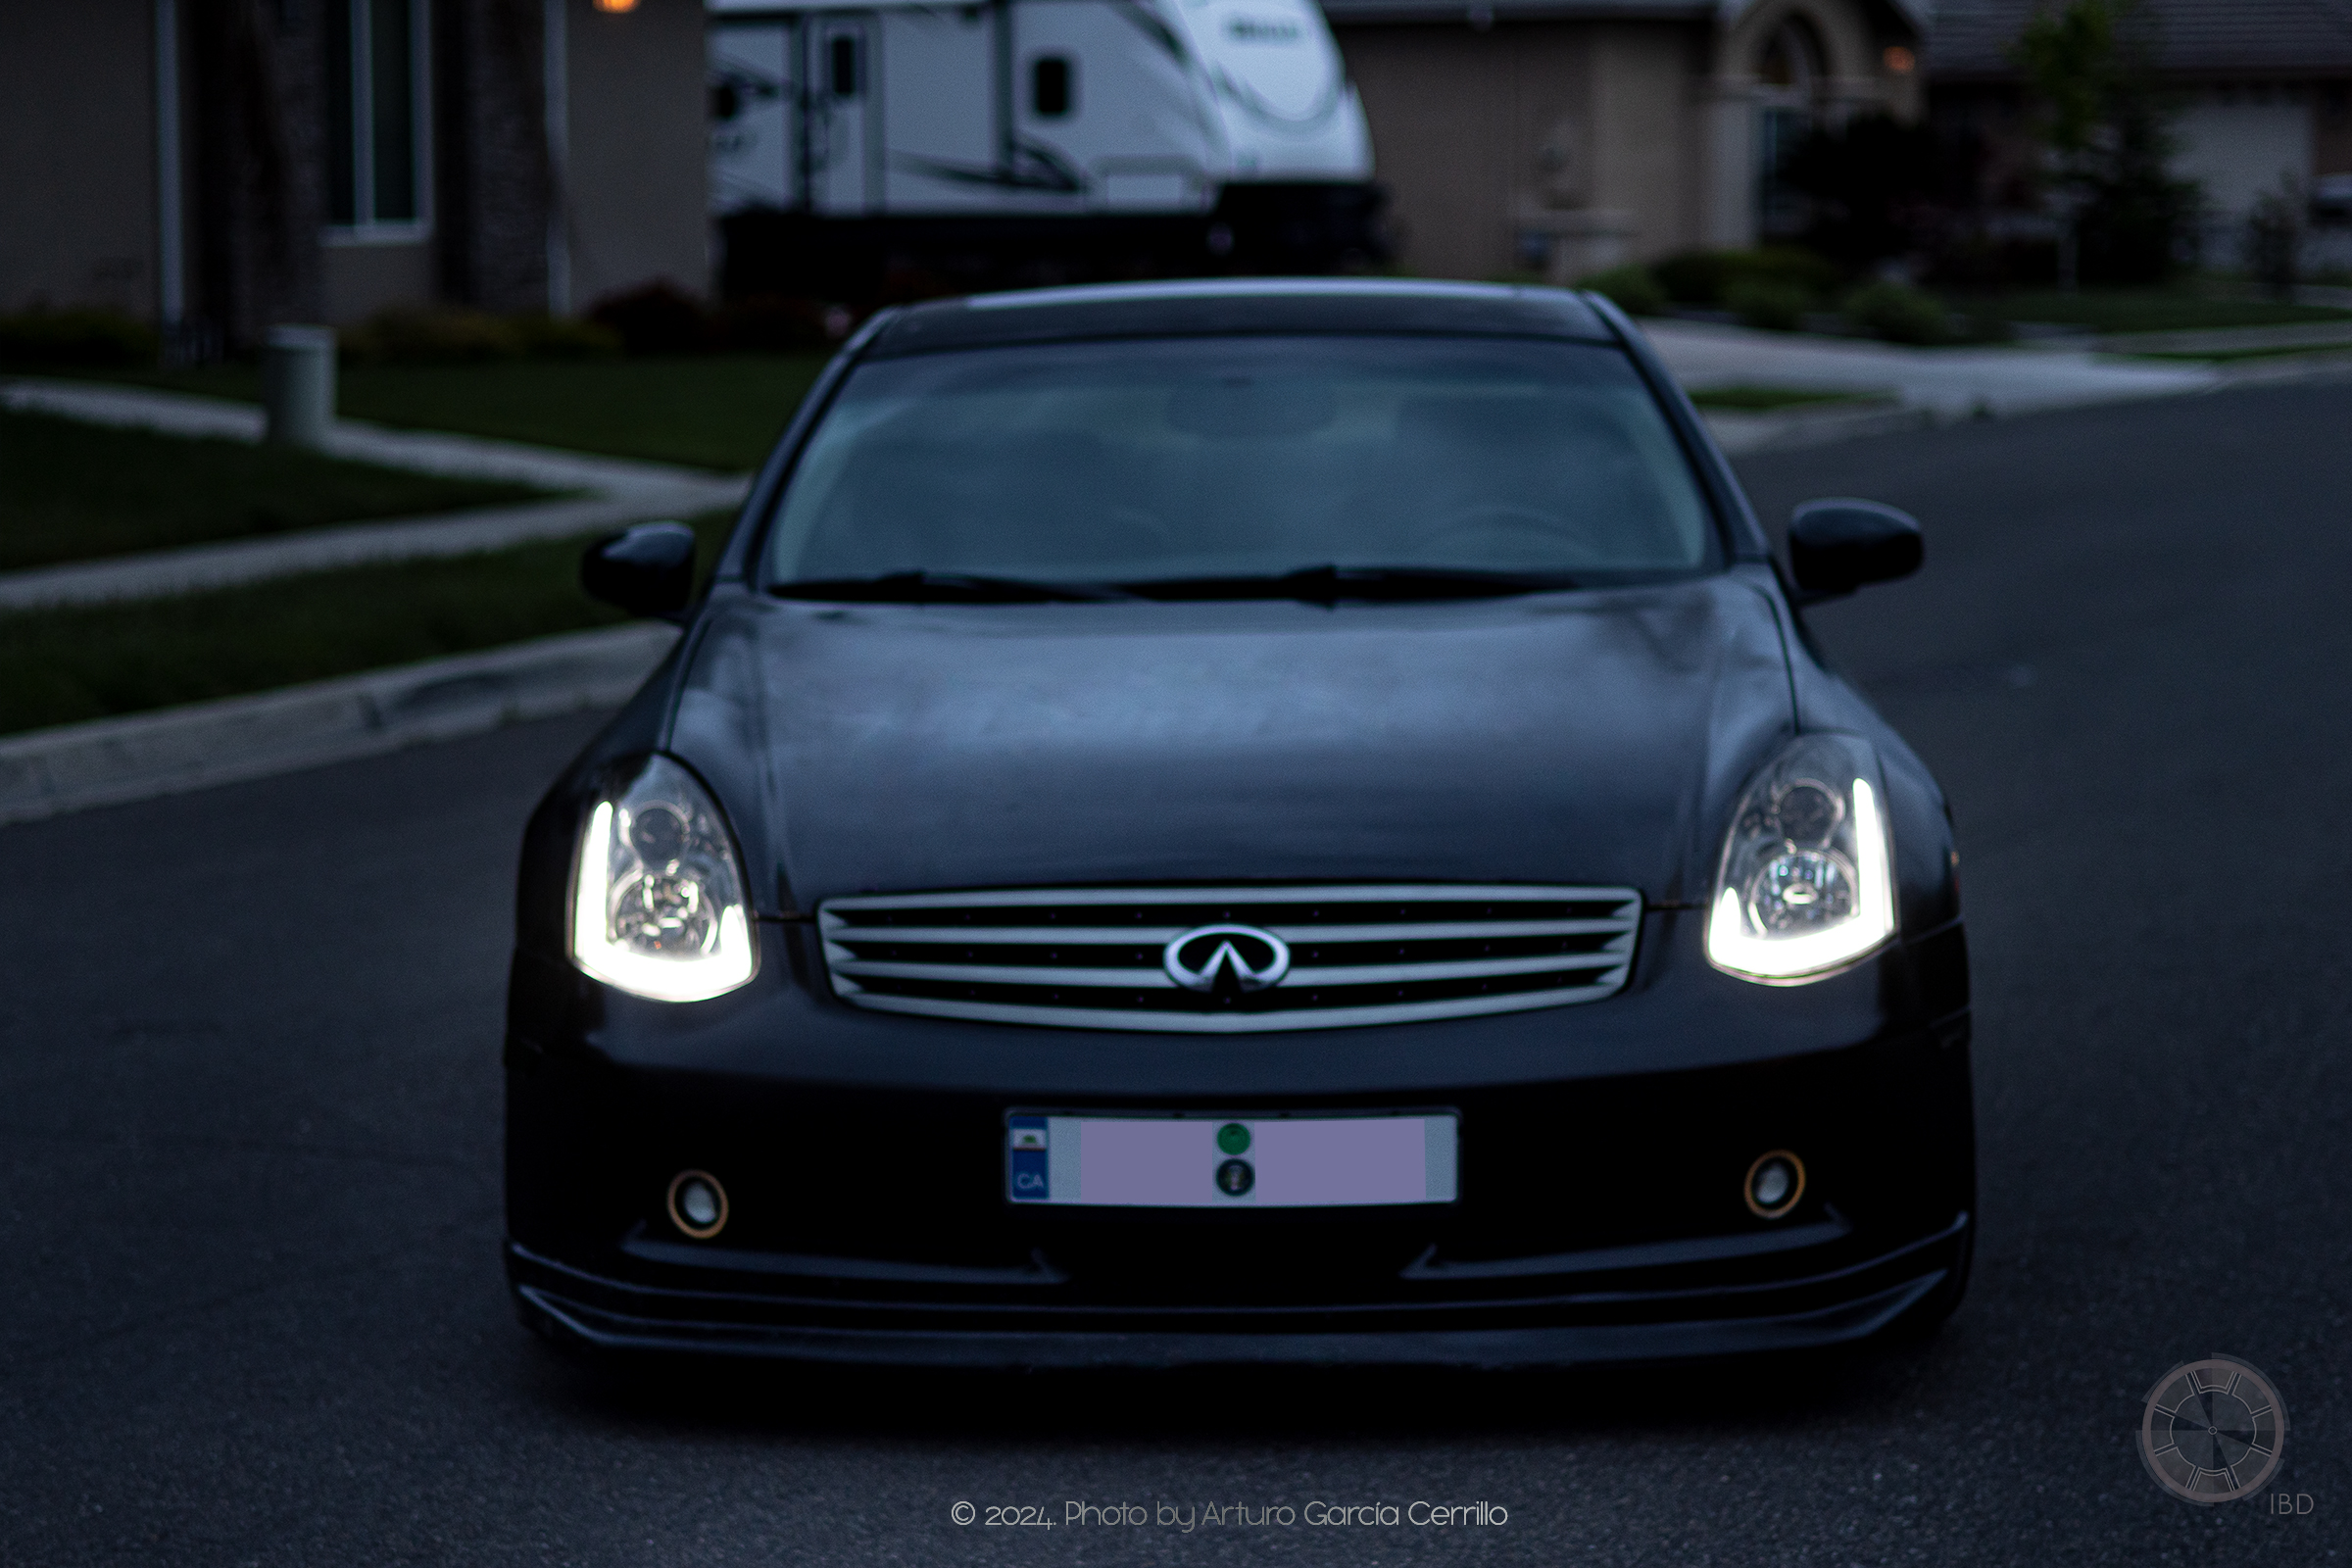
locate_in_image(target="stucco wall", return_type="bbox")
[1337,24,1601,280]
[1337,0,1915,279]
[563,0,710,307]
[0,0,159,318]
[1589,24,1704,264]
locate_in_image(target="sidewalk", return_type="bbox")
[1642,318,2221,423]
[0,376,723,495]
[0,377,748,609]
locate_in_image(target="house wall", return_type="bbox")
[323,239,439,321]
[0,0,159,318]
[1590,24,1703,266]
[1335,0,1917,281]
[563,0,710,307]
[1336,24,1607,280]
[2175,98,2314,214]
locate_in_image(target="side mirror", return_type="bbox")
[582,520,698,620]
[1788,499,1923,598]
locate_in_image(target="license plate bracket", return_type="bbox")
[1005,1110,1457,1208]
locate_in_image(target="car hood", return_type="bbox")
[669,572,1795,910]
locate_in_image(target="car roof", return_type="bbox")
[862,278,1620,359]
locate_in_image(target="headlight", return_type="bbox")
[1704,734,1895,984]
[569,755,758,1002]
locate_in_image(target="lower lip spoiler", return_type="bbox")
[507,1215,1966,1370]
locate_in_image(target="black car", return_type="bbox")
[505,279,1973,1368]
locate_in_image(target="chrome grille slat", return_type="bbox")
[833,961,1177,988]
[825,918,1634,944]
[817,883,1642,1033]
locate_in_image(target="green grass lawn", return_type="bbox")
[0,510,736,737]
[96,353,831,471]
[0,409,550,574]
[1686,385,1893,413]
[1955,288,2352,336]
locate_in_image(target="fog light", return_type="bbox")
[1744,1151,1804,1219]
[666,1170,729,1239]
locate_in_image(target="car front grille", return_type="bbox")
[816,884,1642,1033]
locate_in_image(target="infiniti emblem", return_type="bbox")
[1163,923,1292,995]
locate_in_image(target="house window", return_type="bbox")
[324,0,431,239]
[1032,55,1073,119]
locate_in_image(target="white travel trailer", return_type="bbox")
[707,0,1381,294]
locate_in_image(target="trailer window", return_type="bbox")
[829,35,859,98]
[764,335,1721,588]
[1032,56,1073,119]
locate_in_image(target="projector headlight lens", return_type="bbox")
[569,755,758,1003]
[1705,734,1895,984]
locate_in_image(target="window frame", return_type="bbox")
[322,0,435,247]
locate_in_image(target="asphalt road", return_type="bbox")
[5,382,2349,1565]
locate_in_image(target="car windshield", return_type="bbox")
[761,334,1719,595]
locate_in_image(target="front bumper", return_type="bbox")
[505,913,1974,1368]
[507,1213,1968,1368]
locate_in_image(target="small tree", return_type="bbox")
[2012,0,2199,286]
[2245,182,2304,297]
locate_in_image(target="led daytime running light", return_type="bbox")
[1705,737,1896,984]
[569,762,758,1003]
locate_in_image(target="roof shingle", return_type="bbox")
[1929,0,2352,79]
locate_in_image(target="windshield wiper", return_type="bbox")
[770,571,1136,604]
[1115,564,1578,606]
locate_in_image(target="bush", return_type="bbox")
[1653,247,1840,308]
[1842,280,1953,345]
[0,308,159,368]
[587,282,711,355]
[1574,265,1668,317]
[342,306,521,364]
[340,306,621,365]
[712,295,859,351]
[1726,278,1813,332]
[513,313,625,359]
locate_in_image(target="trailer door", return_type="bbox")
[811,17,879,214]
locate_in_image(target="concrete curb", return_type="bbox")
[0,622,679,826]
[1701,403,1937,456]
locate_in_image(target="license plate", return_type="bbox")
[1005,1112,1457,1207]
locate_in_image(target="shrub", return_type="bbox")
[339,305,622,365]
[511,313,623,359]
[1575,264,1668,316]
[711,295,859,351]
[342,306,522,364]
[1726,278,1812,332]
[587,282,711,355]
[0,308,159,368]
[1843,281,1953,345]
[1652,247,1840,308]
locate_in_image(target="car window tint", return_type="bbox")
[764,336,1718,584]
